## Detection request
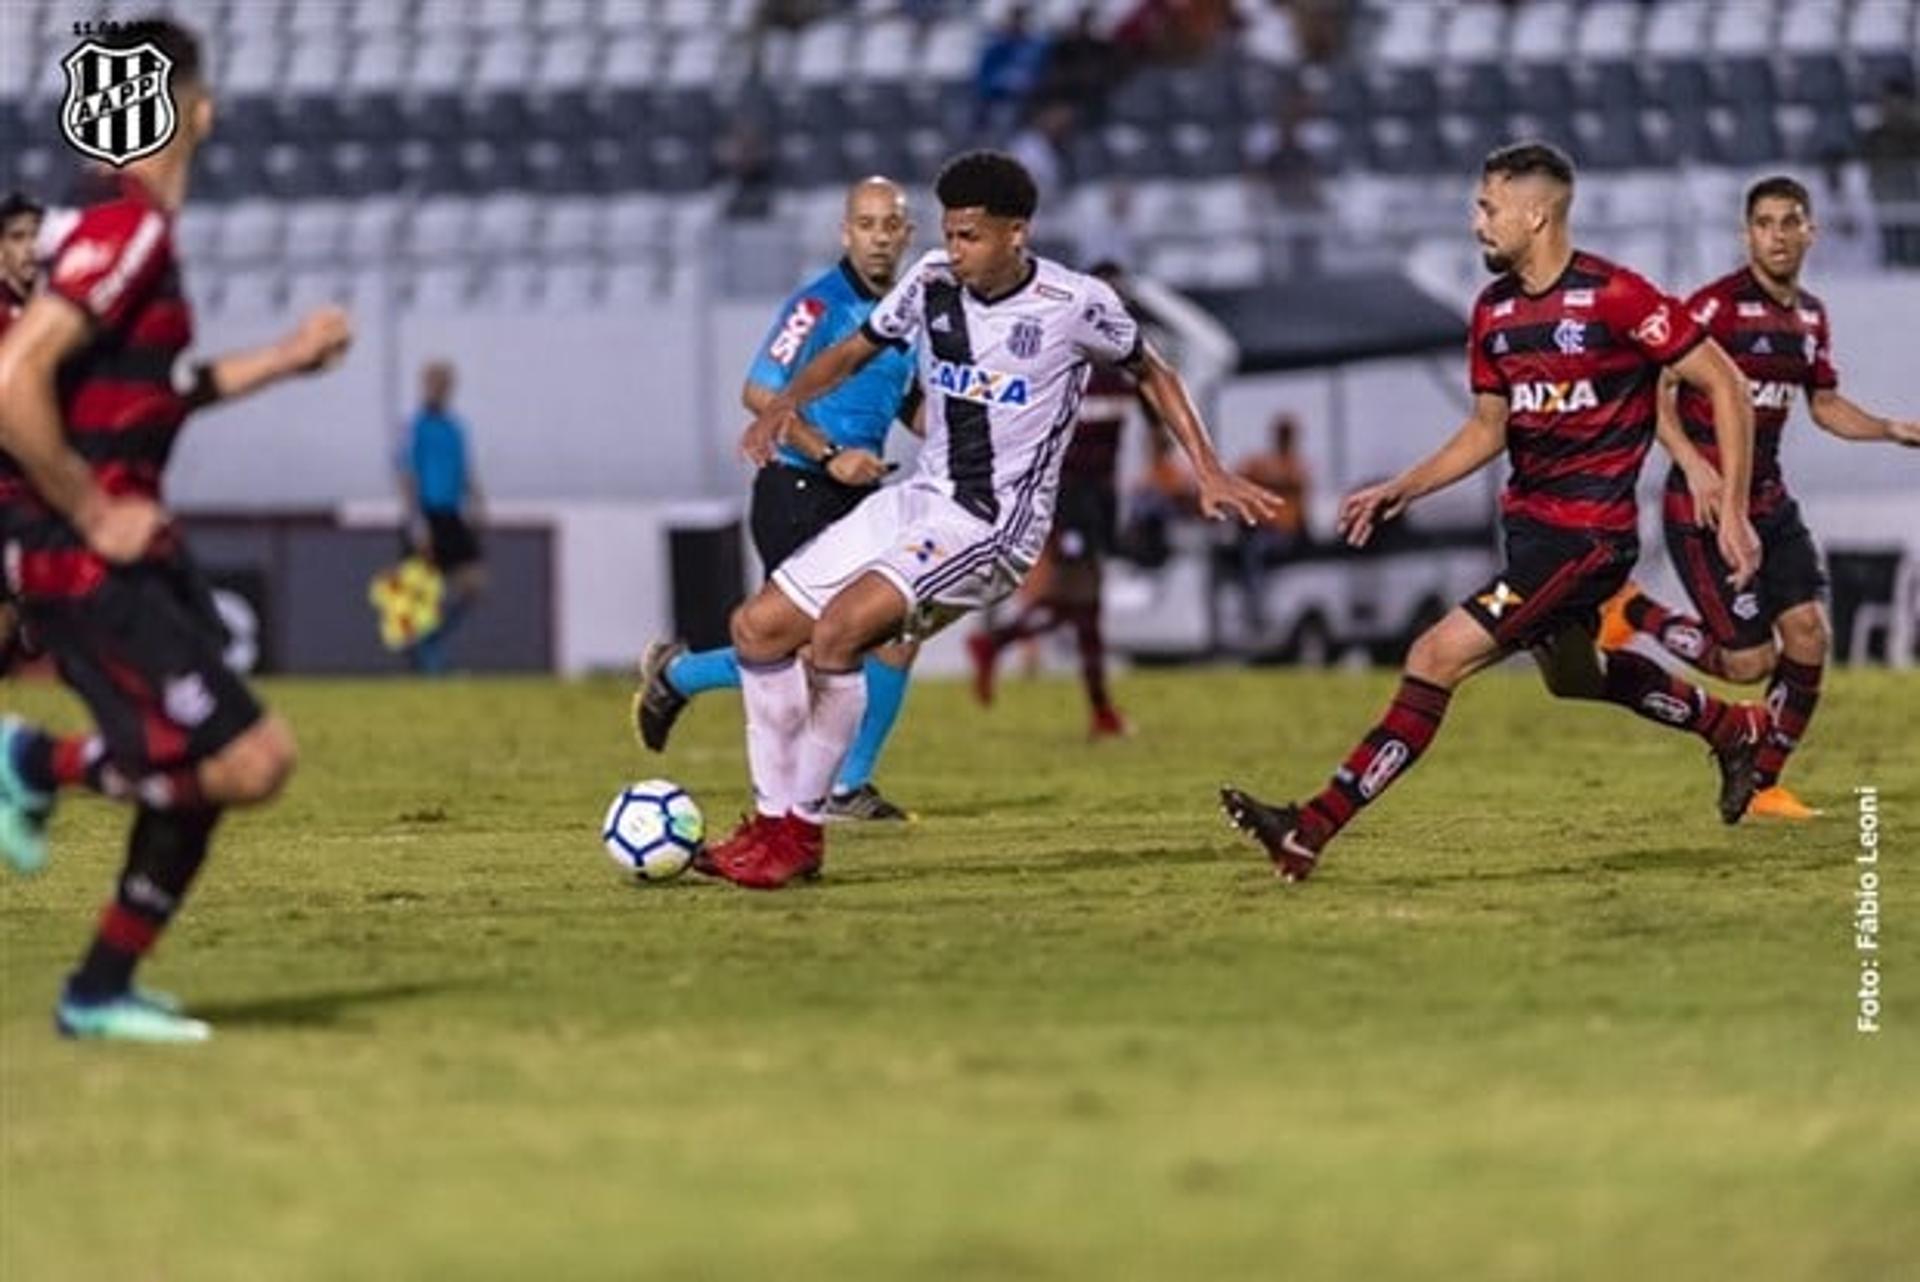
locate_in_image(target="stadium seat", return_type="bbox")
[1369,118,1445,175]
[1574,1,1644,60]
[540,262,605,311]
[1781,52,1849,105]
[1443,63,1510,118]
[1717,103,1786,166]
[542,197,606,257]
[1375,2,1442,68]
[344,196,404,262]
[1510,0,1576,63]
[1189,178,1259,238]
[411,32,473,96]
[174,207,222,265]
[285,200,350,262]
[1440,2,1508,65]
[477,0,535,32]
[793,17,856,87]
[1575,108,1646,171]
[1304,62,1371,121]
[1109,72,1172,128]
[1509,63,1576,116]
[219,199,285,264]
[1644,0,1712,57]
[605,193,666,253]
[348,33,408,96]
[409,264,476,311]
[1577,61,1645,114]
[854,16,917,82]
[1847,0,1916,51]
[1371,66,1440,118]
[1857,51,1918,98]
[406,198,474,260]
[1716,57,1780,107]
[665,32,727,90]
[224,0,286,38]
[1646,59,1714,113]
[1708,0,1778,56]
[1779,0,1844,52]
[1440,111,1508,169]
[221,31,285,98]
[476,32,537,94]
[1165,63,1241,127]
[347,0,406,37]
[920,19,979,84]
[1203,237,1265,289]
[416,0,476,34]
[1242,2,1302,66]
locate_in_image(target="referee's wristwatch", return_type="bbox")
[817,442,843,469]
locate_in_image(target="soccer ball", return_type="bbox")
[601,780,704,882]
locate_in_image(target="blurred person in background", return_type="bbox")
[1038,5,1121,123]
[399,360,487,676]
[975,3,1054,132]
[1232,412,1312,635]
[1861,78,1920,266]
[967,265,1162,739]
[1,191,46,676]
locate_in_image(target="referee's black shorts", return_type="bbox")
[748,463,879,572]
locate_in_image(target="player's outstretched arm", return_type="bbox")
[1654,368,1724,528]
[184,305,352,410]
[1132,343,1284,526]
[739,330,881,465]
[1338,392,1508,548]
[0,295,162,563]
[1670,338,1759,588]
[1809,389,1920,446]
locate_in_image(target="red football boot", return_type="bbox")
[719,814,825,890]
[1088,705,1131,740]
[697,813,780,878]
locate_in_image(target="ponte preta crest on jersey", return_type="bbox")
[60,40,177,167]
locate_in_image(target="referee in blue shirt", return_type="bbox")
[635,178,922,821]
[400,360,486,674]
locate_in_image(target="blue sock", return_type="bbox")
[666,646,742,698]
[834,655,911,795]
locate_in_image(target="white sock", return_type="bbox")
[793,665,869,821]
[740,657,809,818]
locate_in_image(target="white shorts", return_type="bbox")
[772,480,1027,632]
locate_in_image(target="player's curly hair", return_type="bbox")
[935,151,1038,220]
[1483,141,1576,188]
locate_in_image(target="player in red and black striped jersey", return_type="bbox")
[0,20,352,1042]
[966,352,1154,738]
[1,190,47,674]
[1221,143,1771,882]
[1600,175,1920,820]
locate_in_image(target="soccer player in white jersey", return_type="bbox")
[703,151,1285,889]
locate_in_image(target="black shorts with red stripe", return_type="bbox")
[1665,499,1826,652]
[1051,476,1119,564]
[22,555,262,779]
[1462,519,1637,649]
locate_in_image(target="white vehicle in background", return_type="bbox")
[1105,521,1497,666]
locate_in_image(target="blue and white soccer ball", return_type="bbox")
[601,780,704,882]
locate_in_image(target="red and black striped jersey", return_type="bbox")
[1469,250,1704,537]
[1062,363,1137,485]
[1,174,191,596]
[1667,267,1837,524]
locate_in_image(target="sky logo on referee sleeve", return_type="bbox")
[60,40,177,167]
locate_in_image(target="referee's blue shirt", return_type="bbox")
[745,257,917,473]
[407,408,468,514]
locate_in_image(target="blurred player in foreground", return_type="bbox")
[2,190,47,675]
[1599,175,1920,820]
[1222,142,1768,882]
[708,151,1283,888]
[634,177,924,820]
[0,20,352,1042]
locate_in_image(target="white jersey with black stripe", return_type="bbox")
[861,250,1141,566]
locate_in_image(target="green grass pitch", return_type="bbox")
[4,667,1916,1281]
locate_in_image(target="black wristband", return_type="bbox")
[818,443,843,467]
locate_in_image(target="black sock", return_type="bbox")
[9,725,58,793]
[68,808,222,1001]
